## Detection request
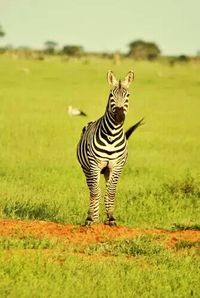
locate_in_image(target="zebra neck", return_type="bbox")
[100,112,123,136]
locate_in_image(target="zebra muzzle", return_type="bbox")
[114,107,125,124]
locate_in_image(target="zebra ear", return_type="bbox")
[122,70,134,88]
[107,70,118,87]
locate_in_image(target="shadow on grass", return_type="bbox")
[0,236,59,250]
[163,175,200,197]
[175,240,200,250]
[84,235,165,257]
[2,200,62,222]
[171,224,200,231]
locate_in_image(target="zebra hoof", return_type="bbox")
[84,218,94,227]
[104,218,117,227]
[108,220,117,227]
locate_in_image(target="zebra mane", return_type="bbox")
[118,80,121,89]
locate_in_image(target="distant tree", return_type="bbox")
[44,41,58,55]
[61,45,83,57]
[0,25,5,54]
[176,55,189,63]
[0,25,5,38]
[128,39,161,60]
[169,54,190,67]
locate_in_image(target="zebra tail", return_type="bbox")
[125,118,144,140]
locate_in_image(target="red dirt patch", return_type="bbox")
[0,219,199,248]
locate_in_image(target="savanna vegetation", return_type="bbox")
[0,55,199,297]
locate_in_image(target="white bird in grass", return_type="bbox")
[68,105,87,116]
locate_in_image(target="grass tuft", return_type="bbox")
[163,175,200,197]
[175,240,200,250]
[84,235,165,257]
[2,200,61,222]
[171,224,200,231]
[0,236,59,250]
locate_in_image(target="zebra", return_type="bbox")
[77,70,143,226]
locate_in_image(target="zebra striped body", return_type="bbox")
[77,70,134,226]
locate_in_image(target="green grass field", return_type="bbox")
[0,55,199,297]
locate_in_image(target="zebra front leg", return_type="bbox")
[104,166,123,226]
[84,168,101,226]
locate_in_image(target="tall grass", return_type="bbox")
[0,243,199,298]
[0,55,200,297]
[0,55,199,227]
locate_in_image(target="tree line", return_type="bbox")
[0,24,199,61]
[43,40,161,60]
[0,24,161,60]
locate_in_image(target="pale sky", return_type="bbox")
[0,0,200,55]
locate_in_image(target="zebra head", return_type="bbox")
[107,70,134,125]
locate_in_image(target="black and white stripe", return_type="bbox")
[77,70,134,226]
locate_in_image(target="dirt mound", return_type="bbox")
[0,219,199,248]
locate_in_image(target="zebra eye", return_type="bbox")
[127,94,130,97]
